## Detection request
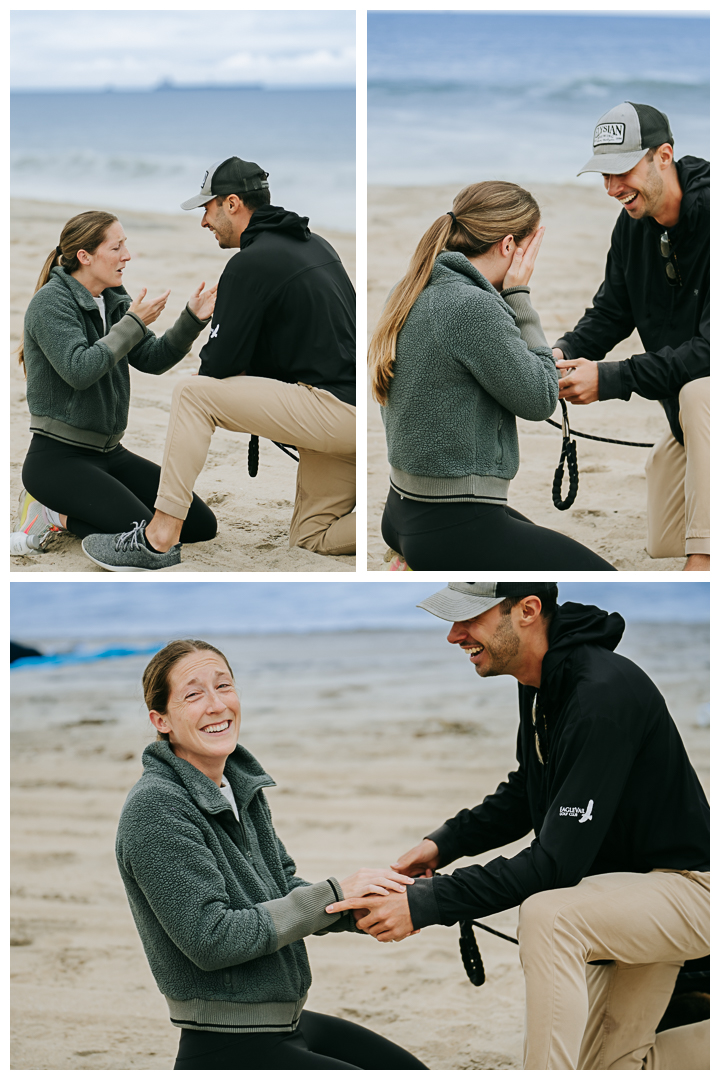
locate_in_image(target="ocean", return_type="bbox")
[10,86,355,232]
[368,13,709,186]
[10,582,709,645]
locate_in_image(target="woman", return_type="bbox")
[369,181,616,571]
[13,210,218,553]
[117,639,427,1070]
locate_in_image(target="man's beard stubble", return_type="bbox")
[477,612,521,677]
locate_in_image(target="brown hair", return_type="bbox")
[368,181,541,405]
[142,639,235,741]
[17,210,119,372]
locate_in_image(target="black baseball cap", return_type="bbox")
[181,156,270,210]
[418,582,558,622]
[578,102,674,176]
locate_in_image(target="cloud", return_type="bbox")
[11,10,355,90]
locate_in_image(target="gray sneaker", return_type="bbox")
[81,520,181,572]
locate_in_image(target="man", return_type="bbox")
[552,102,709,571]
[328,582,710,1069]
[82,156,356,571]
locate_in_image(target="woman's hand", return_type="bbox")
[339,867,415,899]
[187,281,218,321]
[502,226,545,291]
[129,287,171,327]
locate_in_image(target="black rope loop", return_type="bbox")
[551,403,579,510]
[248,434,259,477]
[248,436,300,477]
[459,921,486,986]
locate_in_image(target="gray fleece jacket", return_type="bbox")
[23,266,208,451]
[116,741,353,1033]
[382,252,559,503]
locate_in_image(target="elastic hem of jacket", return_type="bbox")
[166,992,308,1033]
[30,415,124,451]
[125,311,147,334]
[597,360,632,401]
[425,822,464,866]
[405,875,441,930]
[258,878,344,948]
[389,467,509,504]
[184,303,211,328]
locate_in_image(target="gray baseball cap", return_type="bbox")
[418,582,558,622]
[181,156,269,211]
[578,101,674,176]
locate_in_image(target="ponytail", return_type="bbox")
[368,181,540,405]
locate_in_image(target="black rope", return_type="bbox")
[551,401,579,511]
[247,436,300,477]
[544,416,654,448]
[459,919,519,987]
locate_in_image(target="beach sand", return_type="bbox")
[10,199,356,573]
[11,623,708,1069]
[367,183,686,571]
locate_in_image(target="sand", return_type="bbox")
[11,622,709,1069]
[9,199,356,573]
[367,183,686,571]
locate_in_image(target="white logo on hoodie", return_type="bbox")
[559,799,594,822]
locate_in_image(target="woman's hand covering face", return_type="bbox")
[502,226,545,291]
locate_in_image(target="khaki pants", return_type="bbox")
[155,375,356,555]
[645,377,709,557]
[518,870,710,1070]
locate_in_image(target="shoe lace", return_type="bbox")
[115,520,147,553]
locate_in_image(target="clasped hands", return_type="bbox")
[327,838,440,943]
[553,349,600,404]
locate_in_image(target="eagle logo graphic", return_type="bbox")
[579,799,594,823]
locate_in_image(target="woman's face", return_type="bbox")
[150,651,241,777]
[79,220,131,291]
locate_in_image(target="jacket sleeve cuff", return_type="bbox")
[500,288,549,349]
[552,337,573,359]
[597,360,631,401]
[101,312,146,360]
[184,302,209,326]
[258,878,343,949]
[426,823,463,867]
[406,875,441,930]
[162,305,208,356]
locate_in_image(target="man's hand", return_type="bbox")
[326,890,416,942]
[557,357,600,404]
[187,281,218,321]
[391,838,439,878]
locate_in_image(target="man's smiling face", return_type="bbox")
[603,151,665,220]
[446,603,521,679]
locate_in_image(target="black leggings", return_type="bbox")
[382,487,616,571]
[173,1009,428,1070]
[22,434,217,542]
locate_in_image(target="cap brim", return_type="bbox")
[577,148,647,176]
[180,193,215,211]
[417,589,504,622]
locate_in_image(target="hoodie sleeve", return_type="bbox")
[424,729,533,868]
[407,684,640,930]
[596,289,709,401]
[197,254,270,379]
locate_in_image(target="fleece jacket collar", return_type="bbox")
[142,739,276,816]
[48,265,130,317]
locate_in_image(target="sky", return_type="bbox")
[10,10,355,91]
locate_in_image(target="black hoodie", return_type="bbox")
[198,205,356,406]
[554,157,709,445]
[407,602,709,930]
